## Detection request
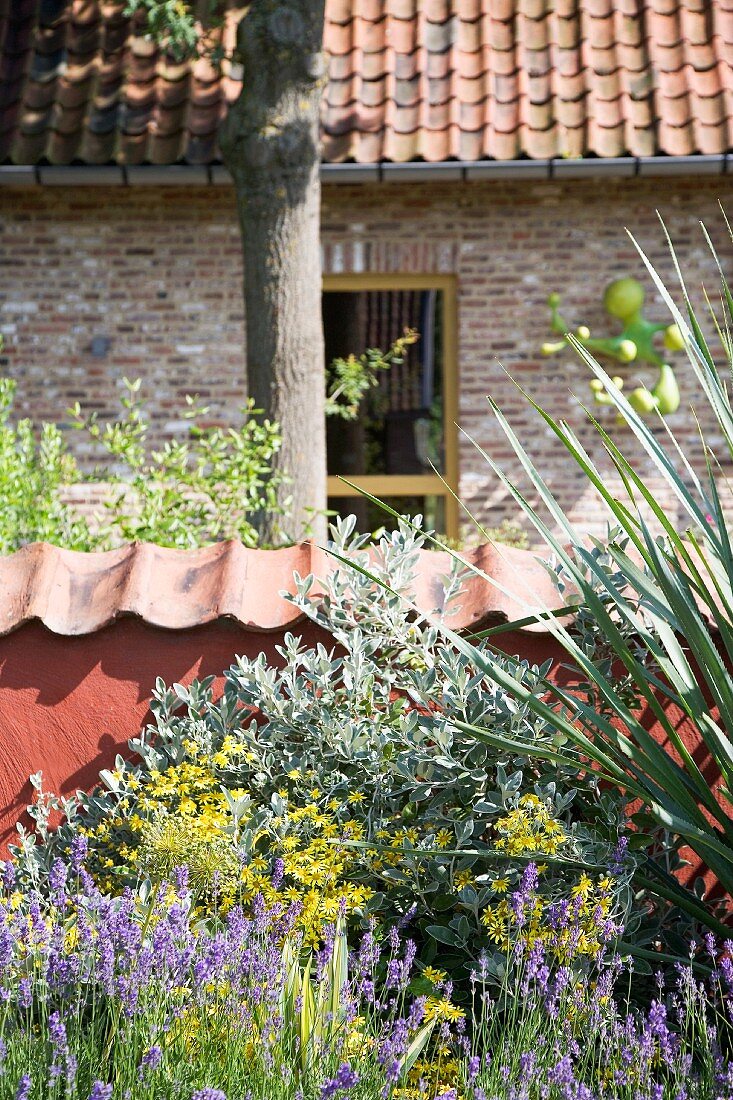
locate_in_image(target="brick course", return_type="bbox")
[1,176,733,542]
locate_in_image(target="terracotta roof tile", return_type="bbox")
[0,0,731,166]
[0,541,569,638]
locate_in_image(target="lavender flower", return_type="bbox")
[48,1009,70,1085]
[14,1076,31,1100]
[271,858,285,888]
[138,1044,163,1077]
[608,835,629,876]
[69,833,88,873]
[48,858,68,902]
[511,863,539,927]
[88,1084,113,1100]
[320,1063,360,1100]
[1,861,15,892]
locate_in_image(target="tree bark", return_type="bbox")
[220,0,327,544]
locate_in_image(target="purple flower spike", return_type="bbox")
[271,858,285,888]
[608,835,629,876]
[1,861,15,892]
[320,1062,361,1100]
[70,835,88,874]
[191,1090,227,1100]
[89,1084,113,1100]
[138,1044,163,1077]
[14,1077,31,1100]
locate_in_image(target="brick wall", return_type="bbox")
[2,176,733,542]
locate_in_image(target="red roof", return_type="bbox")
[0,540,566,636]
[1,0,731,167]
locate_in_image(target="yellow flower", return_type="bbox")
[435,829,453,849]
[492,877,509,893]
[571,874,593,898]
[424,997,465,1023]
[347,791,365,804]
[422,967,446,985]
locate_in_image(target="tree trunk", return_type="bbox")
[220,0,327,544]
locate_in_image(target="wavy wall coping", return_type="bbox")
[0,540,568,638]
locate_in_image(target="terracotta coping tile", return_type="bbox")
[120,131,150,162]
[149,130,185,163]
[187,103,220,136]
[328,0,353,24]
[48,130,81,161]
[0,540,577,639]
[491,0,517,22]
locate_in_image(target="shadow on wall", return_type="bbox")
[0,617,334,849]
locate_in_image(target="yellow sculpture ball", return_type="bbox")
[603,277,645,320]
[663,323,685,352]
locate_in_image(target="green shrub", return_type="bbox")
[13,519,634,984]
[70,379,283,548]
[0,376,94,553]
[0,332,418,551]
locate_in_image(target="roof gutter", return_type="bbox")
[0,154,729,187]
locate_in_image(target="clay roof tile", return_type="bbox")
[1,0,730,167]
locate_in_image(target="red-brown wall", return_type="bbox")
[0,618,564,852]
[0,615,716,893]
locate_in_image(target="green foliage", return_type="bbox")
[13,519,633,985]
[482,518,530,550]
[325,330,419,421]
[123,1,220,62]
[70,379,284,548]
[438,519,530,553]
[0,376,284,552]
[0,325,414,551]
[0,376,94,553]
[417,221,733,938]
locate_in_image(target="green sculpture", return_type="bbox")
[541,277,684,416]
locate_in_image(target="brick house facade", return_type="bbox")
[1,1,733,541]
[2,173,732,541]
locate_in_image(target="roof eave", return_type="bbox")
[0,154,729,187]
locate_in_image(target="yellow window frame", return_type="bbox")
[323,273,459,541]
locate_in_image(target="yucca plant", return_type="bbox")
[278,919,435,1080]
[343,221,733,936]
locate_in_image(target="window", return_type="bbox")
[323,274,459,540]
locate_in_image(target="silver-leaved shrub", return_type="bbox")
[12,518,635,981]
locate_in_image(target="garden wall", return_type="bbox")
[0,538,567,850]
[2,174,733,541]
[0,539,720,893]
